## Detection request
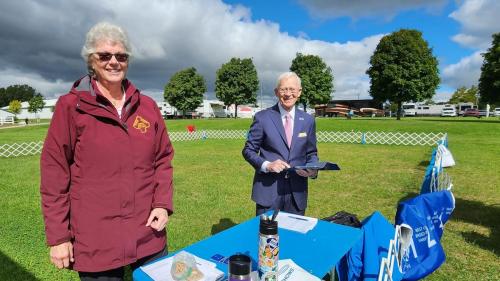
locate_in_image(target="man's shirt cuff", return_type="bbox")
[260,161,270,173]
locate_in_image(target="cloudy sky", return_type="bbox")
[0,0,498,105]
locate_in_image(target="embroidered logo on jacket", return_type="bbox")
[133,115,150,133]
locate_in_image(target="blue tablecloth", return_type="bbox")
[133,214,362,280]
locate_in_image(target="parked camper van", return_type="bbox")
[402,103,416,116]
[441,107,457,117]
[157,102,177,119]
[457,102,476,116]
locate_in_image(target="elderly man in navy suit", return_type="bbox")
[242,72,318,216]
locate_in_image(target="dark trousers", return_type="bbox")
[78,248,167,281]
[255,180,305,216]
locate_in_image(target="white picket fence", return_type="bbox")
[0,130,446,158]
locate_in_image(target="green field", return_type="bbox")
[0,117,499,280]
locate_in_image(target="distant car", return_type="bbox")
[441,107,457,117]
[463,108,480,118]
[495,108,500,117]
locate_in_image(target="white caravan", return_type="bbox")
[157,101,177,118]
[402,103,416,116]
[195,100,227,118]
[457,102,476,115]
[415,104,449,116]
[157,100,228,118]
[403,103,458,116]
[226,104,261,118]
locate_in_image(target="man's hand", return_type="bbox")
[296,169,317,178]
[146,208,169,231]
[267,159,290,173]
[49,241,74,269]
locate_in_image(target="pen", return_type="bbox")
[271,208,280,221]
[288,215,309,221]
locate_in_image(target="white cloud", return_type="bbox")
[449,0,500,49]
[297,0,447,20]
[434,89,455,103]
[442,51,483,89]
[0,0,383,102]
[0,68,72,98]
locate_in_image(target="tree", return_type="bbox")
[0,84,37,107]
[0,88,4,107]
[8,100,22,116]
[28,94,45,122]
[479,33,500,105]
[366,29,439,120]
[449,86,478,104]
[164,67,206,117]
[215,58,259,118]
[423,99,435,105]
[290,53,334,110]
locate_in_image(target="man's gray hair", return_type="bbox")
[81,22,132,75]
[275,72,301,89]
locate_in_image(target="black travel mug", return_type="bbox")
[228,254,251,281]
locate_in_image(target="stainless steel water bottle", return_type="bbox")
[258,218,279,281]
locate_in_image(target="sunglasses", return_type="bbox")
[94,52,129,62]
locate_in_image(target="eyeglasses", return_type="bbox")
[278,87,299,94]
[94,52,129,63]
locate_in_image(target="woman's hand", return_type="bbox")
[49,241,74,269]
[146,208,169,231]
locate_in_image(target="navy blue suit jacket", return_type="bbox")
[242,104,318,210]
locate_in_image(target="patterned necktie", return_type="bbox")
[284,113,292,147]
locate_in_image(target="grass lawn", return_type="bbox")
[0,117,499,280]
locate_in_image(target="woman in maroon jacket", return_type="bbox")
[40,22,174,280]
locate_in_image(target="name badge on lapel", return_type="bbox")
[298,132,307,138]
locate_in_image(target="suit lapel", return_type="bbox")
[270,104,289,149]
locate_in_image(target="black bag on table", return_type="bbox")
[322,211,362,228]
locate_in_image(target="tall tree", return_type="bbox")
[0,84,37,107]
[0,87,4,107]
[290,53,334,110]
[448,86,478,104]
[215,58,259,118]
[164,67,206,117]
[366,29,439,120]
[478,33,500,105]
[28,94,45,122]
[8,100,22,116]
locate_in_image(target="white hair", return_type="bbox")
[275,72,301,89]
[81,22,132,75]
